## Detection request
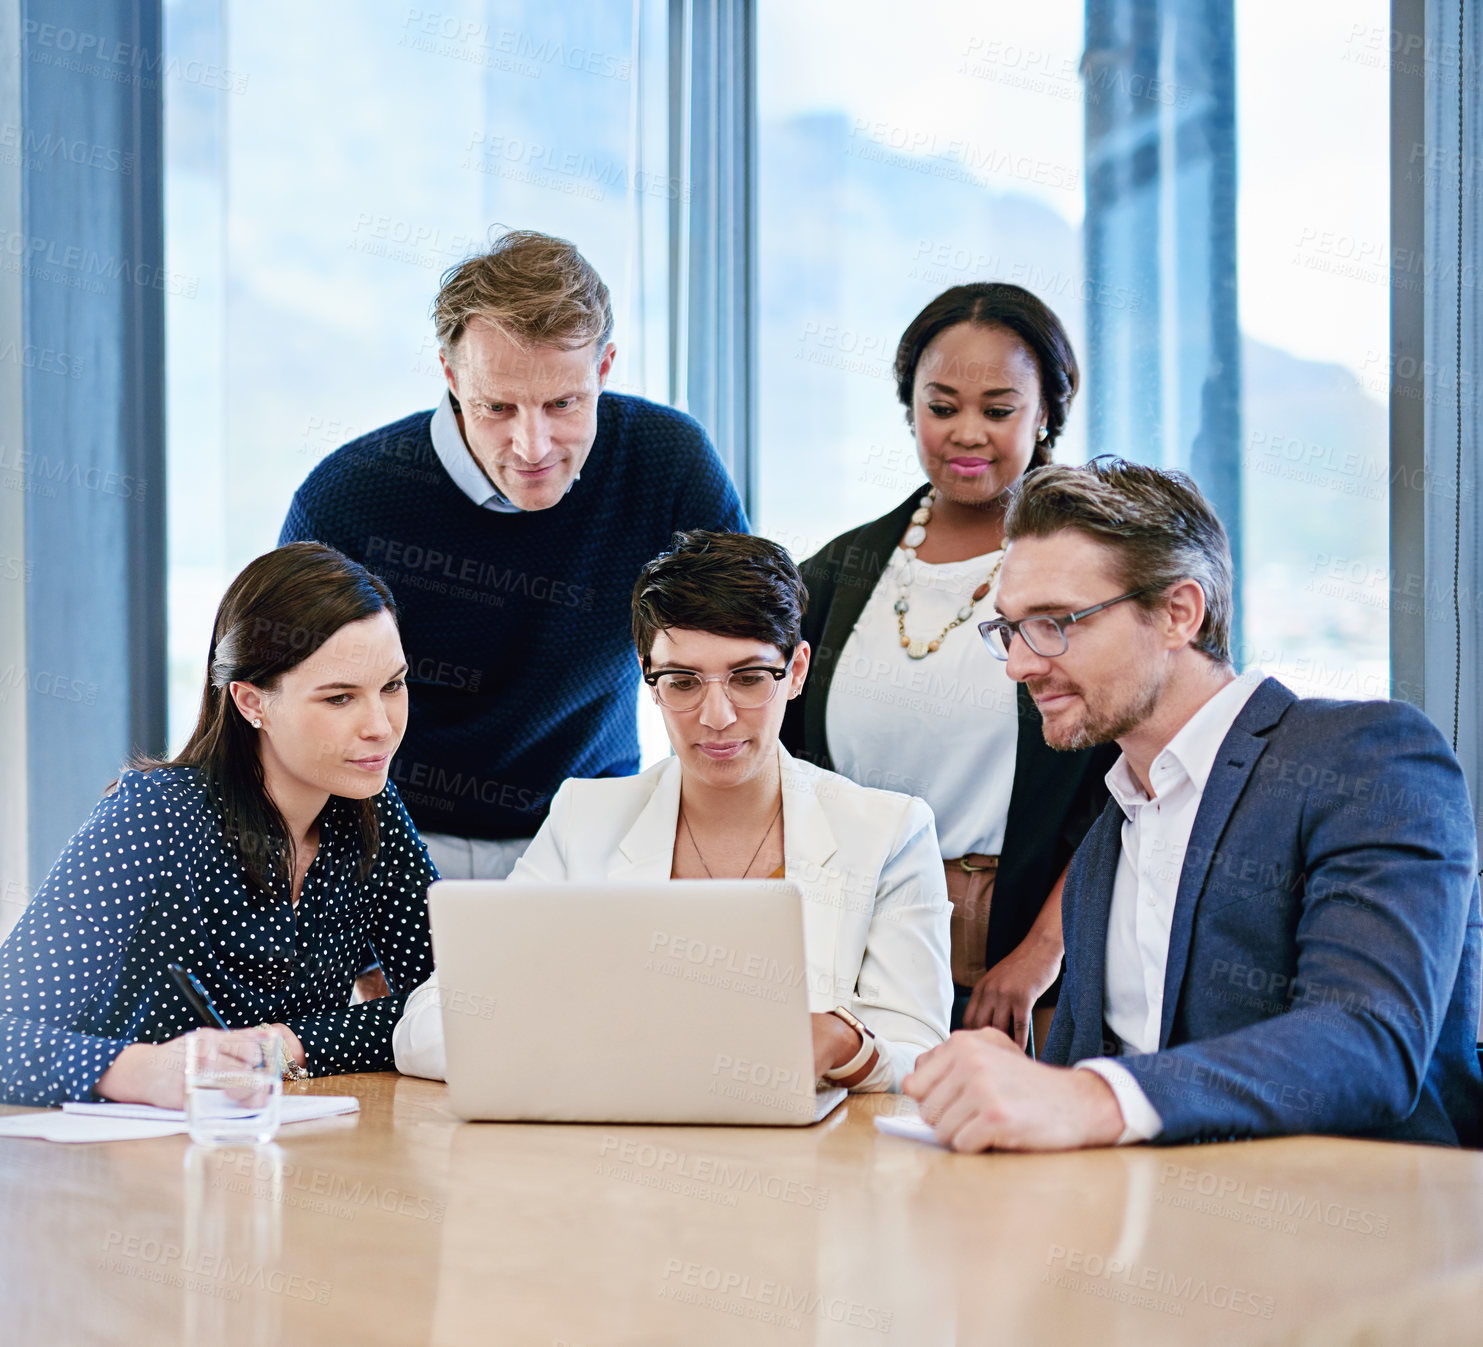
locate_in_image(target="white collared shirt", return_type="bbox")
[1075,667,1265,1142]
[428,390,582,512]
[428,390,520,512]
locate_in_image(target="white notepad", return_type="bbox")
[0,1095,359,1143]
[63,1097,361,1124]
[0,1113,189,1143]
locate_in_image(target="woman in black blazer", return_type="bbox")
[781,284,1115,1048]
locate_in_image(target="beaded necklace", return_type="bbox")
[894,489,1005,660]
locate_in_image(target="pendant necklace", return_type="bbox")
[681,801,783,878]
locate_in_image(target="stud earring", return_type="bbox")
[1035,426,1049,443]
[252,718,263,729]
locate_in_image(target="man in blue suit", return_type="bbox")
[905,458,1482,1150]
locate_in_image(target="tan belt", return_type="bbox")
[944,853,998,989]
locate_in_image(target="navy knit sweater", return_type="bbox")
[280,392,746,839]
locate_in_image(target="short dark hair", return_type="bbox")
[632,531,805,663]
[893,283,1079,467]
[1004,458,1234,663]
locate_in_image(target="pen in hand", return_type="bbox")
[166,962,230,1029]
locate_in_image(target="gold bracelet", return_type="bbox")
[259,1023,309,1082]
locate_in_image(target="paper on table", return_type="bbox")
[0,1095,361,1144]
[873,1113,946,1148]
[64,1096,360,1125]
[0,1113,186,1144]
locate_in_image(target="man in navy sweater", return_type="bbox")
[281,230,746,879]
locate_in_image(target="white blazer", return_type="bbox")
[394,745,952,1091]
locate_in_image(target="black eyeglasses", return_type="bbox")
[643,665,789,712]
[978,589,1150,660]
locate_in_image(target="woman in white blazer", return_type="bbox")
[394,531,952,1091]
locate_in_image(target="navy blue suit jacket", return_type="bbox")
[1043,677,1483,1147]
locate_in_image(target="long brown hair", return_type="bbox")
[145,542,399,900]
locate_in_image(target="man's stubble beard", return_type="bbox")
[1035,665,1166,752]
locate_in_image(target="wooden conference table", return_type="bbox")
[4,1074,1483,1346]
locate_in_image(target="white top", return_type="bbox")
[393,746,953,1093]
[825,547,1018,858]
[1076,668,1265,1142]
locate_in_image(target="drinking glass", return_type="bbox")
[185,1029,282,1146]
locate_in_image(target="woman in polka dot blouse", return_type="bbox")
[0,543,437,1107]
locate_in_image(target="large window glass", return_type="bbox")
[755,0,1390,698]
[167,1,1393,738]
[1234,2,1390,699]
[756,3,1089,555]
[164,0,671,750]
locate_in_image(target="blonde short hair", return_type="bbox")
[433,229,612,356]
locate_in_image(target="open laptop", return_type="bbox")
[427,879,847,1125]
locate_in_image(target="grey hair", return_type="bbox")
[1003,458,1234,664]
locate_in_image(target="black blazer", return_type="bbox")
[781,488,1118,975]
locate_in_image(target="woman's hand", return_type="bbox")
[810,1012,862,1079]
[962,931,1064,1048]
[95,1037,193,1108]
[262,1022,307,1068]
[94,1027,297,1106]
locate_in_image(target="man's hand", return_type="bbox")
[962,932,1064,1046]
[902,1027,1126,1152]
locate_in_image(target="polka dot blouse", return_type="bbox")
[0,767,437,1106]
